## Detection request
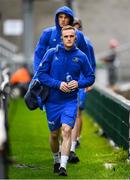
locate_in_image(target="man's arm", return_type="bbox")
[78,55,95,88]
[35,49,70,93]
[68,55,95,90]
[87,40,96,73]
[36,49,70,93]
[35,49,60,88]
[33,28,52,73]
[76,30,96,72]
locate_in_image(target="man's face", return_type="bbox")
[58,13,70,28]
[62,29,76,49]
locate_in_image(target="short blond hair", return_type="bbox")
[62,25,75,33]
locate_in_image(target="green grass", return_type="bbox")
[8,98,130,179]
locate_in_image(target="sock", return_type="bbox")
[53,152,60,164]
[70,141,77,152]
[59,139,62,153]
[60,155,68,169]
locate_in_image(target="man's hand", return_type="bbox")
[85,85,93,92]
[68,80,78,91]
[60,82,71,93]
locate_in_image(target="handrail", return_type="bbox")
[0,37,18,53]
[0,46,14,58]
[0,37,18,61]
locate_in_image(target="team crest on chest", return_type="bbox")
[72,57,79,62]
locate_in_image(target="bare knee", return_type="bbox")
[50,130,59,141]
[62,124,72,139]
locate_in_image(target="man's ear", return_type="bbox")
[61,36,63,40]
[75,35,77,41]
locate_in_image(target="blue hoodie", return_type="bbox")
[34,6,96,73]
[36,44,95,103]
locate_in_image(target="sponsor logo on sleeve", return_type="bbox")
[53,38,56,42]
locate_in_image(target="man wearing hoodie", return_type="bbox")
[36,25,95,176]
[34,6,96,165]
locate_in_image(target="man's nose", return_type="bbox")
[62,17,65,21]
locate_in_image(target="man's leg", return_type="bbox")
[71,119,78,152]
[69,117,80,163]
[76,89,86,147]
[59,124,72,176]
[50,129,61,173]
[76,109,83,147]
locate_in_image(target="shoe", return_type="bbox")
[68,151,80,163]
[53,163,60,173]
[75,140,80,148]
[59,167,67,176]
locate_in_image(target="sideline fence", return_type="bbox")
[86,85,130,157]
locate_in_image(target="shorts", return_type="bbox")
[45,100,78,132]
[78,88,87,110]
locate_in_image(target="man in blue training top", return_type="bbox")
[36,26,95,176]
[34,5,96,162]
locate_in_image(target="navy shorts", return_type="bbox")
[45,100,78,132]
[78,88,87,110]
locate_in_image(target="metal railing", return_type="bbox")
[0,66,10,179]
[0,37,18,61]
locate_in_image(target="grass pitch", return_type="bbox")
[8,98,130,179]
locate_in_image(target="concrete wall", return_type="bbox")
[75,0,130,82]
[75,0,130,52]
